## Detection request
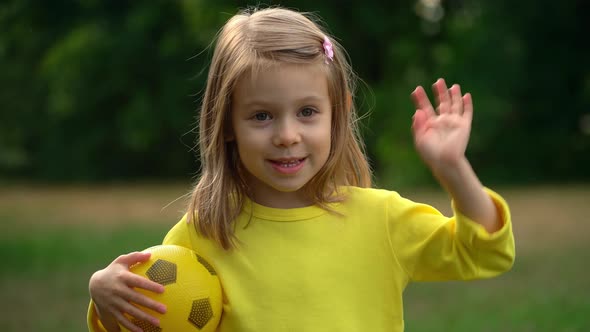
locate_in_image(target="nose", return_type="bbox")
[272,118,301,147]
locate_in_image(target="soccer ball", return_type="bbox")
[122,245,223,332]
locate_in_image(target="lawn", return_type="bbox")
[0,183,588,331]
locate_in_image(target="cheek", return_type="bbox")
[313,120,332,157]
[235,131,264,155]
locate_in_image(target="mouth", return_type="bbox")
[268,157,307,174]
[269,157,306,167]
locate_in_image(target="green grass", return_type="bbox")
[403,246,590,331]
[1,185,589,332]
[0,225,169,332]
[2,226,588,332]
[1,224,168,276]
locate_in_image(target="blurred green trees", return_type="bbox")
[1,0,588,185]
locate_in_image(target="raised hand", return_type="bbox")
[410,78,473,173]
[89,252,167,332]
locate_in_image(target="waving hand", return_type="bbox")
[410,78,473,172]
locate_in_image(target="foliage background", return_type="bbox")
[2,0,588,186]
[1,1,589,331]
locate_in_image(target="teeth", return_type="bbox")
[278,160,300,167]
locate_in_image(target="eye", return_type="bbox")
[299,107,317,117]
[253,112,271,121]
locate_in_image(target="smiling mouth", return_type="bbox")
[269,158,306,167]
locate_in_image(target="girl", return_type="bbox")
[88,7,515,332]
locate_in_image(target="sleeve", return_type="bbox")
[87,216,192,331]
[387,188,515,282]
[162,214,194,248]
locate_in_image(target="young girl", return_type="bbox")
[88,7,514,332]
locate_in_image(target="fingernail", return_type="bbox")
[152,318,160,326]
[160,305,167,313]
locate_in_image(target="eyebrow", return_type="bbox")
[241,95,327,108]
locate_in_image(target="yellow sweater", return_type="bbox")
[88,186,515,331]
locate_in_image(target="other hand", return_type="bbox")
[89,251,167,332]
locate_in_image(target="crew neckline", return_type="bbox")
[242,197,330,222]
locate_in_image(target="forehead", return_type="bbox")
[232,63,330,107]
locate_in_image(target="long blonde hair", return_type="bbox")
[187,7,371,249]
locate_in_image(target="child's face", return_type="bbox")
[231,63,332,208]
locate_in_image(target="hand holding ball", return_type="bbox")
[122,245,222,332]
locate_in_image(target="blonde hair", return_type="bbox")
[187,7,372,249]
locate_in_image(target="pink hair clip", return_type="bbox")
[323,36,334,64]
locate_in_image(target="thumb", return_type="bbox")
[412,109,428,136]
[114,251,152,267]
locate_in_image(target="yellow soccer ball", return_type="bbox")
[122,245,222,332]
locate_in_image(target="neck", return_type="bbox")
[250,190,313,209]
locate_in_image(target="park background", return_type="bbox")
[1,0,588,331]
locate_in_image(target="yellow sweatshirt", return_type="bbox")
[88,186,515,331]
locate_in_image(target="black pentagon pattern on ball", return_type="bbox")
[132,318,162,332]
[189,298,214,329]
[196,254,217,276]
[146,259,177,286]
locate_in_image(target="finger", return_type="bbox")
[114,310,143,332]
[119,300,162,328]
[126,273,165,294]
[432,78,451,114]
[450,84,463,114]
[411,109,429,137]
[411,86,436,117]
[462,93,473,124]
[114,252,152,267]
[123,286,167,314]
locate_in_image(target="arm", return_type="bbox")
[387,188,514,281]
[410,79,501,233]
